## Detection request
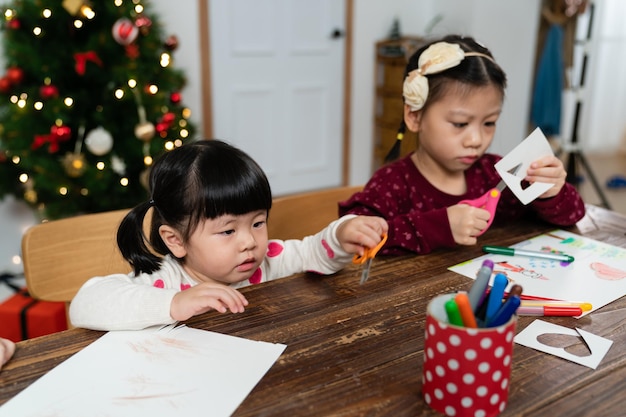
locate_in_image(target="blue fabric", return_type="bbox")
[531,24,564,136]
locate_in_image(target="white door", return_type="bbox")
[209,0,345,195]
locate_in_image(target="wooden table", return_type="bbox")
[1,204,625,416]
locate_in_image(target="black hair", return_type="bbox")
[117,139,273,275]
[384,34,508,163]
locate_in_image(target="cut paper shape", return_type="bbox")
[514,320,613,369]
[495,127,554,204]
[0,324,287,417]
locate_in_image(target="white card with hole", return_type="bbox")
[514,320,613,369]
[495,127,554,205]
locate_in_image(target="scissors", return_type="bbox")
[353,233,388,285]
[459,163,521,236]
[459,181,505,236]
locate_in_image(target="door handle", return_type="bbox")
[330,28,344,39]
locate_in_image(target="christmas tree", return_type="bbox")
[0,0,197,219]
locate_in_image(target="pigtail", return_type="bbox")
[117,200,162,276]
[384,121,406,163]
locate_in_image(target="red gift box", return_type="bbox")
[0,289,67,342]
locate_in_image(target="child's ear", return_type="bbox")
[159,225,186,258]
[404,104,421,132]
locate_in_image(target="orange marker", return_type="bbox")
[455,292,478,328]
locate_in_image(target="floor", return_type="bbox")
[562,152,626,215]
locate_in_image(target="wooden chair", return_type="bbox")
[268,185,362,240]
[21,209,132,304]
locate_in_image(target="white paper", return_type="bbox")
[514,320,613,369]
[495,127,554,205]
[0,324,286,417]
[449,229,626,317]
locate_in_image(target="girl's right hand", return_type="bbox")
[170,282,249,321]
[447,204,491,246]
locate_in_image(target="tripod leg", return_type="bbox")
[576,152,612,210]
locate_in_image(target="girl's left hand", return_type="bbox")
[525,155,567,199]
[337,215,389,256]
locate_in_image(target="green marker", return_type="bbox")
[444,298,464,326]
[483,245,574,263]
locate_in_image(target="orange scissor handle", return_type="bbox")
[459,188,501,236]
[352,233,388,265]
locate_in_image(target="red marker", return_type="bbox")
[516,306,582,316]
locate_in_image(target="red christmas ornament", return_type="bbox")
[6,67,24,84]
[135,14,152,35]
[112,18,138,45]
[170,91,181,104]
[7,18,21,30]
[155,122,169,133]
[40,84,59,99]
[0,77,11,94]
[125,44,140,59]
[162,112,175,124]
[164,35,179,51]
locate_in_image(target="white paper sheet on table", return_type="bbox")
[449,229,626,317]
[0,324,286,417]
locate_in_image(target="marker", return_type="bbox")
[520,301,592,312]
[505,284,523,300]
[517,306,583,316]
[468,259,494,311]
[483,245,574,263]
[486,295,521,327]
[455,292,477,328]
[444,298,464,326]
[485,273,508,322]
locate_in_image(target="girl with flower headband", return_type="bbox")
[70,139,388,330]
[339,35,584,255]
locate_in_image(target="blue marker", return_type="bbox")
[468,259,494,312]
[486,295,521,327]
[485,273,508,321]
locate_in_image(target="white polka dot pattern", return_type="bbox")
[422,314,516,416]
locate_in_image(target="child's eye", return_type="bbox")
[220,229,235,236]
[485,121,497,127]
[452,122,467,128]
[253,221,266,229]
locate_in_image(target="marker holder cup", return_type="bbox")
[422,294,517,417]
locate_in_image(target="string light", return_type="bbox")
[64,97,74,107]
[33,27,42,36]
[59,187,68,196]
[120,178,129,186]
[74,20,83,29]
[114,89,124,99]
[42,9,52,18]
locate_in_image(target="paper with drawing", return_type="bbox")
[449,230,626,316]
[0,324,286,417]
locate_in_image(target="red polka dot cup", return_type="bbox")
[422,294,517,417]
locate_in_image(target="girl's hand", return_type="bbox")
[336,215,389,256]
[170,282,248,321]
[0,337,15,371]
[447,204,491,246]
[525,155,567,199]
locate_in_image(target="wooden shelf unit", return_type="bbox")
[372,36,424,170]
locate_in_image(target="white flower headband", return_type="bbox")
[403,42,496,111]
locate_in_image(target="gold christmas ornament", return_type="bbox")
[62,0,84,15]
[134,121,156,141]
[62,152,87,177]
